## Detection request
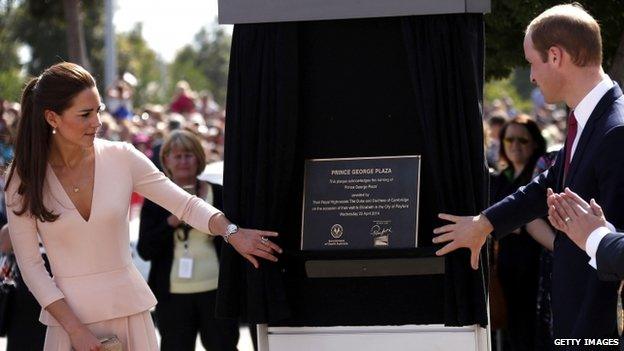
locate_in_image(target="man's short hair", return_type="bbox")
[526,3,602,67]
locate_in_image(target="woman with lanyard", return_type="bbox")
[138,130,239,351]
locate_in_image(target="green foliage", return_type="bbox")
[168,25,231,105]
[485,0,624,80]
[484,73,533,114]
[116,23,166,106]
[11,0,104,77]
[168,45,211,97]
[0,0,24,100]
[8,1,165,107]
[0,69,24,102]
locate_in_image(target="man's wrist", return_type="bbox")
[586,226,611,255]
[586,226,611,269]
[477,213,494,235]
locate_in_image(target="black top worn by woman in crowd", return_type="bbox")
[137,130,239,351]
[490,115,554,351]
[0,223,47,351]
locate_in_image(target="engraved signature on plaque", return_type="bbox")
[370,221,392,247]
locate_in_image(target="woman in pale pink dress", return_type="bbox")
[4,62,282,351]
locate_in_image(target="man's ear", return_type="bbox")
[548,46,564,67]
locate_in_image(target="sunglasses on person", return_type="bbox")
[503,136,530,145]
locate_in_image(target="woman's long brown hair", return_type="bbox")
[5,62,96,222]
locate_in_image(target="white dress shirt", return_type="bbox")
[586,223,617,269]
[569,75,613,159]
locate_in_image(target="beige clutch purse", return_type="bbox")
[99,336,123,351]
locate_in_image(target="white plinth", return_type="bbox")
[258,324,490,351]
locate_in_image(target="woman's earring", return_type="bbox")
[52,128,56,134]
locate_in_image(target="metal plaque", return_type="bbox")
[301,156,421,250]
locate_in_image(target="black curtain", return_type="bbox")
[216,23,298,323]
[401,14,488,326]
[218,14,488,327]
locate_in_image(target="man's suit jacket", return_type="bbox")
[483,84,624,342]
[596,233,624,281]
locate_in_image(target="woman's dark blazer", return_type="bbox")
[137,182,224,302]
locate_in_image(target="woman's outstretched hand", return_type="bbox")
[228,228,282,269]
[210,213,283,268]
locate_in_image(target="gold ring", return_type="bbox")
[261,236,269,243]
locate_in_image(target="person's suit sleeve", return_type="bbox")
[136,199,173,261]
[595,126,624,231]
[592,125,624,280]
[595,233,624,281]
[483,150,562,239]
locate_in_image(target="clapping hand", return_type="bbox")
[547,187,607,250]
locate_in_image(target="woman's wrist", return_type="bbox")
[208,212,231,236]
[66,322,87,336]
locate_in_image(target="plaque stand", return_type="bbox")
[218,0,491,347]
[257,324,491,351]
[305,256,444,278]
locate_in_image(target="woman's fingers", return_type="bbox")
[263,240,283,254]
[255,238,281,255]
[253,230,283,254]
[252,248,279,262]
[244,254,260,269]
[255,242,274,254]
[257,230,279,237]
[230,228,283,268]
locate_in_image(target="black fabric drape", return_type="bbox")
[401,14,489,326]
[219,14,488,327]
[216,23,298,323]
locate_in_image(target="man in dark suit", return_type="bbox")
[547,188,624,282]
[432,3,624,344]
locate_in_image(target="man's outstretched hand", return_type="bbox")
[433,213,494,270]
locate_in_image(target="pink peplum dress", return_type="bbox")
[5,139,222,350]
